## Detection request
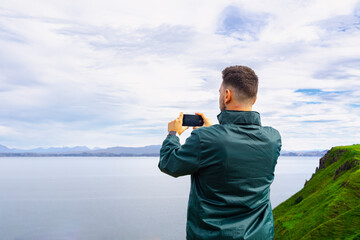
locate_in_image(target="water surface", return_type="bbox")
[0,156,319,240]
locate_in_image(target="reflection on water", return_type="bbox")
[0,156,319,240]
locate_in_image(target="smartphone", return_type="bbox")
[182,114,204,127]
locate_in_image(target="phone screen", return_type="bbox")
[182,114,204,126]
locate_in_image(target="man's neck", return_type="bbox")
[225,105,253,111]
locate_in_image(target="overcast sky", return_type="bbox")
[0,0,359,150]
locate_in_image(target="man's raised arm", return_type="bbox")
[159,130,201,177]
[158,112,205,177]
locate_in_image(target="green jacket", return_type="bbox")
[159,110,282,240]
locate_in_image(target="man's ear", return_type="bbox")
[252,96,257,105]
[225,89,231,103]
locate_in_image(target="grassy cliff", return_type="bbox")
[273,144,360,239]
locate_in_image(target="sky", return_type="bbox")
[0,0,359,151]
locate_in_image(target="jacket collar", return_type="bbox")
[217,110,261,126]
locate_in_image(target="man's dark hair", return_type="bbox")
[222,65,258,100]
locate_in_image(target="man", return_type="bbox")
[158,65,282,240]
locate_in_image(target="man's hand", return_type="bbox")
[168,112,189,135]
[193,113,212,129]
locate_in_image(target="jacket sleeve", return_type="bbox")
[273,129,282,169]
[158,131,201,178]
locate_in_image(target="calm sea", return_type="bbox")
[0,156,319,240]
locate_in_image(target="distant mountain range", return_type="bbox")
[280,150,328,157]
[0,144,327,157]
[0,144,161,156]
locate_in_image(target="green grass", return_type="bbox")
[273,144,360,240]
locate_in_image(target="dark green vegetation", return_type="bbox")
[273,144,360,240]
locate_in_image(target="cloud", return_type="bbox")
[313,58,360,80]
[216,5,269,40]
[0,0,359,150]
[56,24,196,57]
[317,12,360,33]
[0,24,27,43]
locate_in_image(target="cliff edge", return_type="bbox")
[273,144,360,239]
